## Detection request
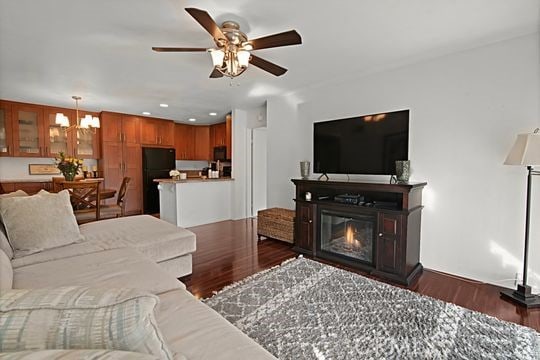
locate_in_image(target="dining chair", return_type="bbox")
[59,180,101,224]
[52,175,84,192]
[100,177,131,219]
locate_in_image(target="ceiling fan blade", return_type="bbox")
[249,55,287,76]
[209,68,223,78]
[152,47,207,52]
[249,30,302,50]
[185,8,226,42]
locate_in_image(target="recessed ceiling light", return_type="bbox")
[142,111,151,115]
[188,118,196,122]
[159,103,168,108]
[209,112,217,116]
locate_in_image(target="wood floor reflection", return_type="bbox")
[183,218,539,332]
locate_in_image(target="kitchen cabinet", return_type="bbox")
[140,117,174,147]
[100,112,142,215]
[73,110,101,159]
[211,122,226,147]
[294,201,316,255]
[194,126,211,160]
[0,101,13,156]
[225,114,232,159]
[42,107,100,159]
[174,124,195,160]
[11,103,45,157]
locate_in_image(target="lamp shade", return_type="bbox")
[210,49,225,67]
[504,130,540,165]
[237,50,250,67]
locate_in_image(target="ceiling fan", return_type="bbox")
[152,8,302,78]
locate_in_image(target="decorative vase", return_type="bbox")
[62,170,76,181]
[395,160,410,182]
[300,161,311,179]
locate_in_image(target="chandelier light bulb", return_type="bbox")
[210,49,225,67]
[237,50,250,67]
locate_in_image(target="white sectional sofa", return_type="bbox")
[0,191,276,359]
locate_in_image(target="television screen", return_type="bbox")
[314,110,409,175]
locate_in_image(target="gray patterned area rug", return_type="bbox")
[204,257,540,360]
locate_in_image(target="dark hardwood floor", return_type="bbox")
[183,218,540,332]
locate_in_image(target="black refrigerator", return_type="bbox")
[142,147,176,214]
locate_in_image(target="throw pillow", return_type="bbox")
[0,249,13,292]
[0,190,28,259]
[0,287,174,359]
[0,190,83,258]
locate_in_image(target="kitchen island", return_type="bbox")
[155,178,233,228]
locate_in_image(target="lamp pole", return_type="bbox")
[500,165,540,308]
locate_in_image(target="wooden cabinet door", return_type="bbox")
[194,125,210,160]
[295,202,314,253]
[175,124,195,160]
[376,213,402,275]
[225,114,232,159]
[101,112,122,143]
[0,101,13,156]
[140,118,158,145]
[43,107,73,157]
[73,110,100,159]
[122,115,140,144]
[158,120,175,146]
[122,142,142,214]
[11,103,45,157]
[101,141,124,195]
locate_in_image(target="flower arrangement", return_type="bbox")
[55,152,83,181]
[169,169,181,180]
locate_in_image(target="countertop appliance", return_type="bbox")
[142,147,176,214]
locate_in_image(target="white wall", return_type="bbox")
[231,108,249,219]
[266,96,309,208]
[251,128,267,216]
[0,157,97,180]
[266,33,540,291]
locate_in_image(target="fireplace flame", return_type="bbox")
[346,225,355,244]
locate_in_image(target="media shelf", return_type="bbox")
[291,178,427,286]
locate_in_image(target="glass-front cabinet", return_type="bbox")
[12,103,44,157]
[43,107,73,157]
[0,101,13,156]
[74,110,100,159]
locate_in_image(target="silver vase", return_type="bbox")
[300,161,311,179]
[395,160,410,182]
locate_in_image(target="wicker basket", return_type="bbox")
[257,208,295,243]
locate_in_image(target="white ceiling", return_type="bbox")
[0,0,538,124]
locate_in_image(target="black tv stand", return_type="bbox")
[291,178,427,286]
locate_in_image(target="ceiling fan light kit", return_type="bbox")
[152,8,302,79]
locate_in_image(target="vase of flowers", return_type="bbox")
[169,169,181,181]
[55,152,83,181]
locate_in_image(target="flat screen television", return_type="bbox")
[314,109,409,175]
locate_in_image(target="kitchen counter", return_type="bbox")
[154,177,233,184]
[156,178,233,228]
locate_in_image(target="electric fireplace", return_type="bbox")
[318,209,375,265]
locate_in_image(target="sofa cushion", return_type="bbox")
[0,249,12,292]
[0,350,163,359]
[13,248,184,295]
[80,215,196,262]
[157,289,277,360]
[0,190,28,259]
[0,190,83,258]
[0,287,173,359]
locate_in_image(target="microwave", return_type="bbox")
[213,146,227,161]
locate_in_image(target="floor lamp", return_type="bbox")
[501,128,540,308]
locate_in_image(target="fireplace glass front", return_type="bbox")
[319,210,374,264]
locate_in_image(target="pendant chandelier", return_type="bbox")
[55,96,100,133]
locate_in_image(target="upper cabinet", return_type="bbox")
[11,103,45,157]
[194,126,211,160]
[43,107,73,157]
[209,116,232,159]
[0,101,13,156]
[140,117,174,147]
[175,124,195,160]
[74,109,100,159]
